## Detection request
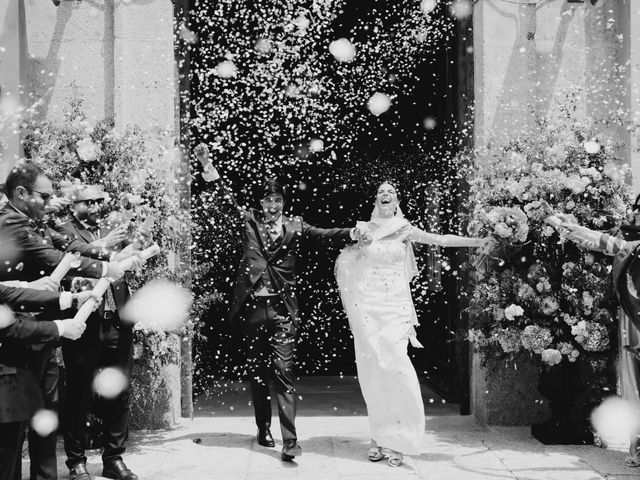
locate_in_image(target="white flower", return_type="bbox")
[565,174,590,194]
[504,304,524,321]
[494,223,513,238]
[126,193,143,206]
[540,296,559,316]
[579,167,602,181]
[541,348,562,366]
[506,180,525,198]
[76,137,100,162]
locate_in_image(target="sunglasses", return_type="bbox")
[28,188,52,203]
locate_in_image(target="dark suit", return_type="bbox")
[0,286,65,480]
[229,206,352,442]
[0,203,109,480]
[55,216,133,470]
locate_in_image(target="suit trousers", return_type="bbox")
[1,421,26,480]
[15,346,59,480]
[243,295,297,442]
[61,315,133,469]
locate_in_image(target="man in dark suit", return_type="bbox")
[195,143,360,461]
[0,284,95,480]
[55,185,139,480]
[0,162,136,480]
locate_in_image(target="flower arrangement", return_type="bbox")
[462,114,631,370]
[22,97,215,426]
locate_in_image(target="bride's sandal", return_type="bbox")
[368,441,384,462]
[387,451,403,467]
[625,454,640,467]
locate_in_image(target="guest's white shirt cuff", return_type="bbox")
[54,320,64,337]
[59,292,73,310]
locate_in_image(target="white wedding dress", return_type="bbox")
[335,212,457,455]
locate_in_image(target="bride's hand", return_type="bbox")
[477,236,496,252]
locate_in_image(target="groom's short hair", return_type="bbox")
[261,178,286,200]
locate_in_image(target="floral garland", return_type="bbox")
[463,115,631,374]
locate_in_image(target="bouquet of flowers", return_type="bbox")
[461,114,631,369]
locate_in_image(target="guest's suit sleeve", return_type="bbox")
[0,213,105,278]
[52,224,113,261]
[0,314,60,344]
[0,284,62,312]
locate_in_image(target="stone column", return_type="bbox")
[473,0,537,147]
[625,0,640,194]
[113,0,181,426]
[25,0,110,121]
[471,0,548,425]
[113,0,175,154]
[0,0,27,179]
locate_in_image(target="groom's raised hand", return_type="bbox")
[194,143,210,165]
[194,143,220,182]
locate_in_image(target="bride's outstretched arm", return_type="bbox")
[406,226,486,248]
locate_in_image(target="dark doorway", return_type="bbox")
[178,1,473,413]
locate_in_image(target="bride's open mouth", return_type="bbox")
[380,198,391,204]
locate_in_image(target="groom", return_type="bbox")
[195,143,358,461]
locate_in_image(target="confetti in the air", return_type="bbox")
[31,409,59,437]
[122,279,191,331]
[329,38,356,62]
[420,0,438,15]
[584,140,601,154]
[93,367,129,400]
[309,138,325,152]
[367,93,392,116]
[591,396,640,444]
[216,60,238,79]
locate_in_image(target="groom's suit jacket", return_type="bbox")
[229,207,352,326]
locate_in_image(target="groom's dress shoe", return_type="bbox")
[281,439,302,461]
[102,460,139,480]
[69,463,92,480]
[257,428,275,447]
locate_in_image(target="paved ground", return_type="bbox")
[22,377,636,480]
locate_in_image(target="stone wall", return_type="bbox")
[0,0,27,180]
[470,0,636,425]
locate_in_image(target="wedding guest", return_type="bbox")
[55,185,140,480]
[195,143,360,461]
[0,162,136,480]
[562,220,640,467]
[0,283,97,480]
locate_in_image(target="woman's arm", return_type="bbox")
[563,224,630,256]
[407,226,485,248]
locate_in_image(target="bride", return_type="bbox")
[335,181,490,467]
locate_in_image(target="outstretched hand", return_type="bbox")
[194,143,210,166]
[561,223,601,249]
[477,236,497,252]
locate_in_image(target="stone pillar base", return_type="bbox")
[471,351,549,426]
